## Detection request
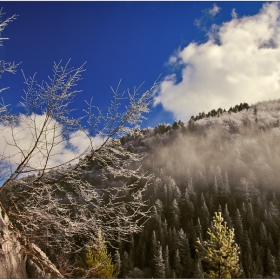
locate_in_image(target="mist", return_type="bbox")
[138,98,280,194]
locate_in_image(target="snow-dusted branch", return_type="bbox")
[0,60,155,277]
[0,9,156,277]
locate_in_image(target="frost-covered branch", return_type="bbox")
[0,60,155,277]
[0,8,156,277]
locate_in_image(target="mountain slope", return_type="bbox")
[115,98,280,278]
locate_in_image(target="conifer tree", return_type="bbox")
[199,193,210,232]
[177,228,192,277]
[223,203,233,228]
[150,230,158,268]
[153,243,166,278]
[162,219,168,247]
[164,245,172,278]
[75,229,117,278]
[196,212,242,278]
[242,231,254,278]
[120,251,132,277]
[233,208,243,244]
[173,248,182,278]
[140,241,147,268]
[213,175,219,199]
[170,198,181,229]
[259,222,268,247]
[183,190,195,219]
[129,234,135,267]
[275,248,280,276]
[196,218,203,241]
[265,247,277,277]
[114,250,121,276]
[192,257,204,279]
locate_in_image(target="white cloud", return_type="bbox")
[154,2,280,121]
[0,113,104,172]
[194,4,221,30]
[231,8,238,19]
[208,4,221,17]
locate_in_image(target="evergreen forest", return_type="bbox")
[101,99,280,278]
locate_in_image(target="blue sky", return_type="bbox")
[0,1,272,129]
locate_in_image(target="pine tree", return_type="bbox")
[213,175,219,199]
[259,222,268,247]
[223,203,232,228]
[140,241,147,268]
[196,212,242,278]
[128,234,135,267]
[153,243,166,278]
[265,247,277,277]
[275,248,280,276]
[164,245,172,278]
[150,230,158,268]
[233,208,243,244]
[196,218,203,241]
[114,250,121,276]
[192,257,204,278]
[121,251,132,277]
[75,229,117,278]
[199,193,210,233]
[173,249,182,278]
[242,231,254,278]
[183,190,195,219]
[177,228,192,277]
[170,198,181,229]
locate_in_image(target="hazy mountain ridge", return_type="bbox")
[122,98,280,190]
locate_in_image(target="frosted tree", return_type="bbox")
[196,212,242,278]
[113,250,121,276]
[164,245,171,278]
[0,9,157,277]
[0,9,19,92]
[153,242,166,278]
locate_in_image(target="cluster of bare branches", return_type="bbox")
[0,9,157,277]
[0,9,20,93]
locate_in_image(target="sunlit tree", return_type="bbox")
[196,212,242,278]
[75,229,117,278]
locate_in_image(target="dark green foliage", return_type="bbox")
[153,243,166,278]
[96,99,280,279]
[114,161,280,278]
[191,102,250,122]
[173,249,183,278]
[192,257,204,278]
[164,245,172,278]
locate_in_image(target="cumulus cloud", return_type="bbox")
[154,2,280,121]
[0,113,104,173]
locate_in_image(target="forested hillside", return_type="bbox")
[4,96,280,278]
[109,98,280,278]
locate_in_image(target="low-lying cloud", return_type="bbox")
[154,2,280,121]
